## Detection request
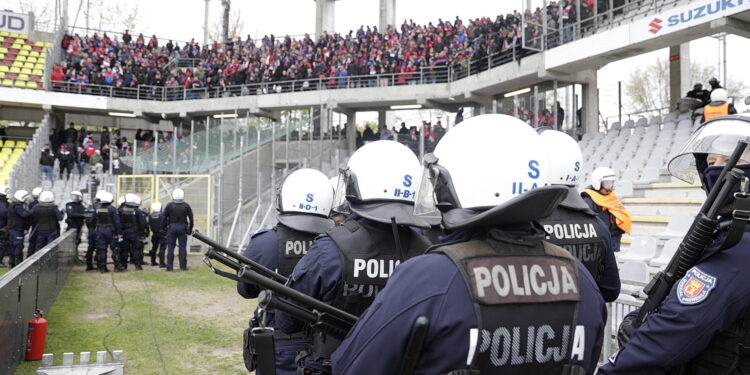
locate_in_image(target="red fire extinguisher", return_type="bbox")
[26,309,48,361]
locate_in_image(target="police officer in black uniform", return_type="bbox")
[236,168,335,375]
[7,189,32,268]
[88,190,121,273]
[536,127,621,302]
[65,191,86,253]
[117,193,147,271]
[26,187,42,256]
[332,114,607,374]
[275,140,432,374]
[148,202,166,267]
[30,191,64,250]
[0,185,9,268]
[161,188,194,271]
[83,196,98,271]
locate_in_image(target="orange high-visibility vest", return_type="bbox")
[583,189,632,234]
[704,102,729,122]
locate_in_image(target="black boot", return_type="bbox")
[135,264,143,270]
[86,264,96,271]
[100,266,109,273]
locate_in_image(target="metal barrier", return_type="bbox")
[9,116,50,192]
[601,288,645,362]
[0,229,76,375]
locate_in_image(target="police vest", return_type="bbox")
[704,102,729,122]
[169,203,189,225]
[329,219,431,317]
[149,212,162,233]
[120,206,137,228]
[0,198,8,228]
[275,224,317,277]
[537,207,604,282]
[682,315,750,374]
[95,206,113,226]
[35,205,59,234]
[7,203,25,229]
[66,202,85,225]
[431,234,583,375]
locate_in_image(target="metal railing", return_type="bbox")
[0,229,76,375]
[9,116,50,191]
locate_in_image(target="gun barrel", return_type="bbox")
[193,230,288,283]
[238,266,358,325]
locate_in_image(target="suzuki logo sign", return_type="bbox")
[648,18,663,33]
[0,11,30,35]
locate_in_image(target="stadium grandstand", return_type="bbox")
[0,0,749,373]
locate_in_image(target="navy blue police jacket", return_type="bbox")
[330,236,607,374]
[594,217,621,302]
[236,229,280,325]
[598,231,750,374]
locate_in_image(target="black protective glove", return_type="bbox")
[617,311,639,347]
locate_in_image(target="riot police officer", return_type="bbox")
[236,168,335,374]
[7,190,32,267]
[536,128,621,302]
[117,193,147,271]
[581,167,631,253]
[0,185,9,268]
[275,140,432,374]
[148,202,166,267]
[65,191,86,253]
[161,188,194,271]
[26,187,42,256]
[83,196,98,271]
[30,191,63,250]
[332,114,606,374]
[599,115,750,374]
[88,190,121,273]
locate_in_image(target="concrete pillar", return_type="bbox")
[378,110,387,133]
[581,79,599,134]
[379,0,396,32]
[316,0,336,38]
[345,111,357,153]
[669,43,691,110]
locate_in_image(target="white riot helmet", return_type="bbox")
[39,190,55,205]
[333,140,428,227]
[95,190,109,203]
[31,187,42,199]
[124,193,141,207]
[172,188,185,202]
[0,185,9,197]
[276,168,335,234]
[118,196,126,207]
[71,191,83,202]
[12,189,30,203]
[711,88,728,103]
[414,114,567,230]
[151,202,163,213]
[590,167,617,191]
[537,127,583,187]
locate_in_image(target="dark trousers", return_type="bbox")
[27,231,38,257]
[94,226,115,270]
[166,223,188,270]
[85,227,96,266]
[8,228,25,267]
[35,230,60,251]
[0,230,9,265]
[150,234,166,265]
[120,232,143,268]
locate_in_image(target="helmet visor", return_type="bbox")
[601,179,615,191]
[414,164,438,217]
[332,168,359,213]
[668,119,750,183]
[414,153,460,219]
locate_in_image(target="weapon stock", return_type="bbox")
[635,141,747,326]
[192,230,288,283]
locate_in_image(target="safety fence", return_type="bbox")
[8,115,51,192]
[0,229,76,375]
[601,284,645,363]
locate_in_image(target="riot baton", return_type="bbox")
[237,266,358,326]
[192,230,288,284]
[400,316,430,375]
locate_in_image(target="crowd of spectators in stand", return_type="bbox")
[50,0,618,98]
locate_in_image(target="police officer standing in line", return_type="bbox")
[236,168,335,375]
[161,188,194,271]
[148,202,166,267]
[536,128,621,302]
[0,185,9,268]
[26,187,42,256]
[599,115,750,374]
[275,140,432,374]
[332,114,607,374]
[30,191,64,250]
[65,191,86,254]
[699,88,738,123]
[581,167,632,253]
[88,190,121,273]
[117,193,147,271]
[7,190,32,268]
[83,195,98,271]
